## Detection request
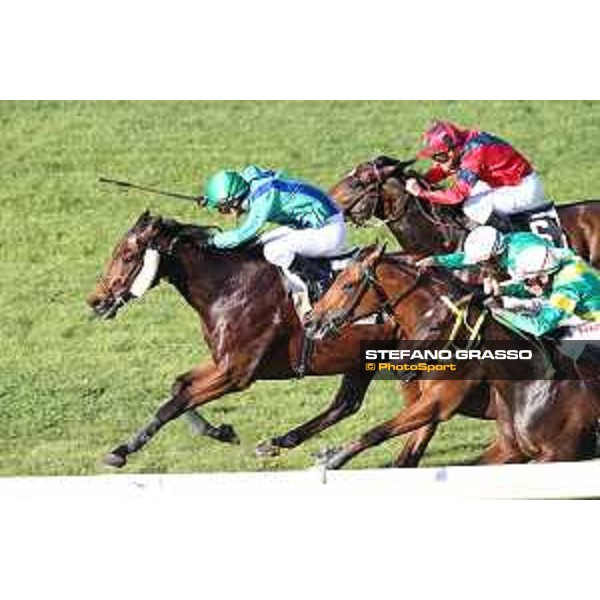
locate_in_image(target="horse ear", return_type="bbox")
[373,155,400,168]
[398,158,417,170]
[393,159,417,176]
[137,209,151,225]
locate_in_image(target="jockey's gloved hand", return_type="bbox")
[471,288,493,306]
[405,178,423,197]
[482,296,502,309]
[416,256,436,269]
[482,276,501,297]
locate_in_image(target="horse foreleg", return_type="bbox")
[390,380,437,468]
[103,362,239,469]
[393,423,439,468]
[256,371,374,457]
[325,378,478,470]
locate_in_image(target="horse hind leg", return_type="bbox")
[391,380,437,468]
[185,410,240,445]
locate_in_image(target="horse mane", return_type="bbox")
[159,217,220,244]
[157,216,265,261]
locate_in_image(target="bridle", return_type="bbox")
[95,220,181,318]
[319,254,423,337]
[342,161,388,226]
[342,160,470,250]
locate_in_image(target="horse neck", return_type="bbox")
[378,258,486,340]
[382,183,465,254]
[162,244,256,318]
[376,258,442,336]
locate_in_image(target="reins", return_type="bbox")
[326,256,423,334]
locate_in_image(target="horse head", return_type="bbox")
[308,243,391,338]
[87,210,165,319]
[329,156,417,226]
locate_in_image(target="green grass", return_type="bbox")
[2,100,599,476]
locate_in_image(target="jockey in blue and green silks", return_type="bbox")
[202,165,346,316]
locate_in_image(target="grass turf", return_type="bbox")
[2,100,598,475]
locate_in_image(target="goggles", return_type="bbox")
[431,151,452,163]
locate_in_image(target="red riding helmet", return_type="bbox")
[418,121,467,159]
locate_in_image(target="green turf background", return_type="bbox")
[2,100,598,475]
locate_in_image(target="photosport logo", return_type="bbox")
[360,340,551,381]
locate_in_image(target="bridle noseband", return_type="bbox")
[96,222,182,316]
[323,256,423,336]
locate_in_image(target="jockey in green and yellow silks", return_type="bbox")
[420,226,552,274]
[419,226,600,371]
[419,226,600,335]
[491,244,600,337]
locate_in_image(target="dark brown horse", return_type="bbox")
[329,156,600,266]
[310,246,600,469]
[88,211,405,468]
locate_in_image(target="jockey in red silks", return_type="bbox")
[406,121,567,246]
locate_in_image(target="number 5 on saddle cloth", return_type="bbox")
[491,203,569,248]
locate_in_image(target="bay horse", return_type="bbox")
[88,211,404,468]
[329,156,600,266]
[309,246,600,469]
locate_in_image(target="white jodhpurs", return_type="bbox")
[260,213,347,269]
[260,213,346,318]
[556,321,600,361]
[463,172,547,224]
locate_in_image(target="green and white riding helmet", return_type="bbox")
[462,226,506,265]
[509,245,562,281]
[203,169,250,210]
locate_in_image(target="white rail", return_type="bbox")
[1,460,599,499]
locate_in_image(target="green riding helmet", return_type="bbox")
[203,170,250,209]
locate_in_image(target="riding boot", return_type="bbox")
[282,265,313,321]
[292,290,313,322]
[485,211,514,234]
[290,255,331,299]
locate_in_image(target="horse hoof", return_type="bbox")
[217,423,240,445]
[312,446,342,466]
[255,440,281,458]
[103,452,127,469]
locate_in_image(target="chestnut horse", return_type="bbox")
[329,156,600,265]
[310,246,600,469]
[88,211,406,468]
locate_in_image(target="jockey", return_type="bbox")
[202,165,346,317]
[417,225,552,286]
[405,121,566,245]
[493,244,600,376]
[419,226,600,374]
[491,244,600,332]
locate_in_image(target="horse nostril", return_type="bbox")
[87,294,105,310]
